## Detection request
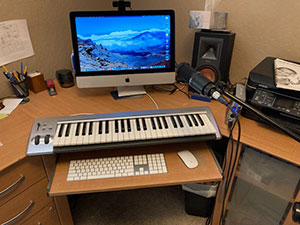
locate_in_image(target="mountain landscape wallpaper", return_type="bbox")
[75,15,171,72]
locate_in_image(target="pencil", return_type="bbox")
[2,65,9,73]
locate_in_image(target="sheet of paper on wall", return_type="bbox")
[0,19,34,66]
[274,58,300,92]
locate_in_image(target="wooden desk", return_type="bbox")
[1,82,299,224]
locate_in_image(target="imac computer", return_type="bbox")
[70,10,175,97]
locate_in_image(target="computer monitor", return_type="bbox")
[70,10,175,96]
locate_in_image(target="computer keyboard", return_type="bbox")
[66,153,167,181]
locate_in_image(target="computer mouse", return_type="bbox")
[177,150,198,169]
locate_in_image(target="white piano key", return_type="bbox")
[112,120,119,142]
[105,121,113,143]
[186,115,200,135]
[64,123,75,146]
[176,116,188,136]
[157,117,169,139]
[181,115,193,136]
[89,121,97,144]
[94,121,100,144]
[131,119,141,140]
[173,116,185,137]
[154,118,163,139]
[142,118,151,140]
[118,120,124,142]
[160,117,170,138]
[123,120,130,142]
[70,123,79,145]
[145,118,156,140]
[100,121,107,143]
[57,124,67,146]
[53,124,61,147]
[201,114,216,134]
[83,122,90,145]
[165,117,177,137]
[129,119,137,141]
[138,119,146,140]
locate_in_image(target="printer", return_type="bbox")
[243,56,300,134]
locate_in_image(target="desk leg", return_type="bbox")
[42,155,74,225]
[211,140,242,225]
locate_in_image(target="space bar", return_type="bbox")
[87,174,115,179]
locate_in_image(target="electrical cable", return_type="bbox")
[145,92,159,110]
[219,119,237,225]
[218,110,241,225]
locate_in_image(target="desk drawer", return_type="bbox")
[0,156,46,207]
[22,202,60,225]
[0,178,52,224]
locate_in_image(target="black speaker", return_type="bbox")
[191,31,235,84]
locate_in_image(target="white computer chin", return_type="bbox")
[76,72,175,97]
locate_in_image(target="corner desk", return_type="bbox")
[0,82,299,225]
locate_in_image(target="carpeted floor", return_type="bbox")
[68,185,208,225]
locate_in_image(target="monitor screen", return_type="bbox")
[70,10,175,93]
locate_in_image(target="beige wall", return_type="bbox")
[1,0,300,97]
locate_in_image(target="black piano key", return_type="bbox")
[58,124,64,137]
[75,123,81,136]
[162,116,168,129]
[115,120,119,133]
[105,121,109,134]
[82,122,87,135]
[121,119,125,132]
[196,114,205,126]
[170,116,178,128]
[185,115,193,127]
[190,114,199,126]
[98,121,103,134]
[156,117,163,129]
[150,117,157,130]
[127,119,131,132]
[136,118,141,131]
[89,122,93,135]
[65,124,71,137]
[176,115,184,128]
[142,118,147,130]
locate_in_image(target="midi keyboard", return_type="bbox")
[26,107,221,156]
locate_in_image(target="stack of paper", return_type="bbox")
[274,58,300,91]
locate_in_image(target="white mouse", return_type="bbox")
[177,150,198,169]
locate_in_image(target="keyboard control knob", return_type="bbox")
[44,135,50,144]
[34,135,41,145]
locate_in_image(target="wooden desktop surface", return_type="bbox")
[0,81,299,174]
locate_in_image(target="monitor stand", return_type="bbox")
[117,86,146,97]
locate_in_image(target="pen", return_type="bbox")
[21,62,23,75]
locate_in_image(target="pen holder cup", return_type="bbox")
[11,79,29,98]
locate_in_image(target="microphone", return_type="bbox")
[176,62,229,106]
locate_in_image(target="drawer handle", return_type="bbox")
[1,200,34,225]
[0,174,25,197]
